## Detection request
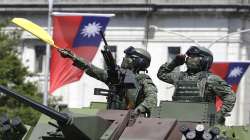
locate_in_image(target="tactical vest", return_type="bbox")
[110,87,141,110]
[118,72,142,110]
[171,72,217,125]
[126,73,149,109]
[172,72,209,102]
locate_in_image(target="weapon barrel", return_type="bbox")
[99,31,108,46]
[0,85,69,124]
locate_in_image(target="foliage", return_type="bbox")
[0,20,42,126]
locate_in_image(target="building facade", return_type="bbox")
[1,0,250,125]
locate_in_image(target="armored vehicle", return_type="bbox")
[0,85,190,140]
[2,85,249,140]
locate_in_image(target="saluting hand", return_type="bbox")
[173,54,186,66]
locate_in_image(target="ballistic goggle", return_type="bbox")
[186,46,212,57]
[186,46,201,56]
[124,46,148,60]
[124,46,137,55]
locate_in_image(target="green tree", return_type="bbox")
[0,21,42,126]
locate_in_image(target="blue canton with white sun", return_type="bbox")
[228,66,243,78]
[80,22,102,38]
[226,63,250,84]
[73,16,110,48]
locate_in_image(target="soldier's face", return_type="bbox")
[121,55,134,69]
[186,56,202,70]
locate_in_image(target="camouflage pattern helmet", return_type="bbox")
[123,46,151,71]
[186,46,213,71]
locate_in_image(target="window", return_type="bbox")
[35,45,46,73]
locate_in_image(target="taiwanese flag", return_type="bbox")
[50,13,113,94]
[210,62,250,111]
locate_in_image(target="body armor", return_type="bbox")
[172,73,216,125]
[172,80,204,102]
[172,72,214,103]
[125,86,142,109]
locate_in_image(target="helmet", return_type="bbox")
[186,46,213,71]
[122,46,151,71]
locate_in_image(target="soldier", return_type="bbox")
[157,46,236,124]
[58,46,157,116]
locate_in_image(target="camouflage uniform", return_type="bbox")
[59,47,157,115]
[157,46,236,124]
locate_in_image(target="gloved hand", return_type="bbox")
[173,54,186,66]
[58,48,75,59]
[215,111,225,125]
[72,57,90,69]
[134,105,146,115]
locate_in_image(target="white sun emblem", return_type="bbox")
[80,22,102,38]
[228,66,243,78]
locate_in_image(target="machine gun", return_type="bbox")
[97,31,138,110]
[99,31,120,109]
[0,85,112,140]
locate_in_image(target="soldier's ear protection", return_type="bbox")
[200,55,213,71]
[133,56,148,68]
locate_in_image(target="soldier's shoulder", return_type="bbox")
[207,73,226,84]
[137,73,152,80]
[137,73,155,84]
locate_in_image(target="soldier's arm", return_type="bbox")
[157,54,185,84]
[57,48,108,83]
[207,75,236,114]
[72,56,108,83]
[157,61,180,84]
[138,75,158,113]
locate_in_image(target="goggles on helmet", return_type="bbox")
[186,46,201,56]
[124,46,137,55]
[124,46,147,60]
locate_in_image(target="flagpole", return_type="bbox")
[43,0,53,106]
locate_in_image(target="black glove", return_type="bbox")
[173,54,186,66]
[58,48,75,59]
[134,105,146,115]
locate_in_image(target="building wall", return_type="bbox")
[1,0,250,125]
